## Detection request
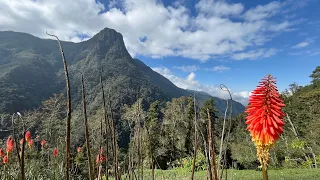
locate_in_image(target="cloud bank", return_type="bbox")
[0,0,301,61]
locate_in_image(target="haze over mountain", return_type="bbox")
[0,28,244,116]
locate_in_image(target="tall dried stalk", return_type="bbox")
[107,92,119,180]
[11,114,23,179]
[100,71,109,180]
[82,75,94,180]
[191,95,198,180]
[46,31,72,180]
[207,108,218,180]
[20,114,26,180]
[219,84,232,180]
[217,84,229,179]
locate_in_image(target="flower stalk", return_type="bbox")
[245,74,285,180]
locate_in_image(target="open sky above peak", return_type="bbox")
[0,0,319,105]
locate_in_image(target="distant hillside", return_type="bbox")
[0,28,245,116]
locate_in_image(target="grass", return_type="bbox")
[105,168,320,180]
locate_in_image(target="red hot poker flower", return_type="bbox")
[0,148,4,157]
[245,74,285,169]
[77,147,82,153]
[96,153,106,165]
[53,148,58,157]
[3,155,8,164]
[6,136,14,154]
[28,139,34,148]
[245,74,285,146]
[25,131,31,142]
[41,140,46,148]
[96,147,106,164]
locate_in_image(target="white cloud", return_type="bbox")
[268,21,293,31]
[205,65,230,72]
[243,1,283,21]
[231,48,279,60]
[152,67,249,105]
[0,0,300,61]
[288,49,320,56]
[152,67,200,90]
[174,65,200,72]
[196,0,244,17]
[292,42,309,48]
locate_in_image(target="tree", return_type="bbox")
[146,101,162,180]
[310,66,320,84]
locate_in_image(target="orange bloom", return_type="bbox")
[77,147,82,153]
[6,136,14,154]
[96,154,106,165]
[245,74,285,168]
[25,131,31,142]
[96,147,106,164]
[0,148,4,157]
[3,155,8,164]
[245,74,285,146]
[28,139,34,148]
[53,147,58,157]
[41,140,46,148]
[20,138,24,145]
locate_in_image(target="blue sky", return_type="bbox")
[0,0,319,105]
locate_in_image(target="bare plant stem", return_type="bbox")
[220,84,233,180]
[191,95,198,180]
[46,31,72,180]
[217,95,228,179]
[262,164,268,180]
[11,114,22,179]
[100,71,109,180]
[20,115,26,180]
[108,92,119,180]
[207,108,218,180]
[82,75,94,180]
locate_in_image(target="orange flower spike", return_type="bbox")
[77,147,82,153]
[0,148,4,157]
[6,136,14,155]
[25,131,31,142]
[96,154,105,165]
[245,74,286,169]
[41,140,46,148]
[53,147,58,157]
[28,139,34,148]
[3,155,8,164]
[96,147,106,164]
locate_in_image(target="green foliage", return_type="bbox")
[175,151,207,172]
[291,139,306,149]
[310,66,320,84]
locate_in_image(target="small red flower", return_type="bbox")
[25,131,31,142]
[3,155,8,164]
[20,138,24,145]
[6,136,14,154]
[28,139,34,148]
[96,154,106,164]
[77,147,82,153]
[245,74,285,146]
[96,147,106,164]
[53,148,58,157]
[41,140,46,148]
[0,148,4,157]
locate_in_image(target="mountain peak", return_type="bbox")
[92,27,123,42]
[85,27,131,59]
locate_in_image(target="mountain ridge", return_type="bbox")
[0,28,245,116]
